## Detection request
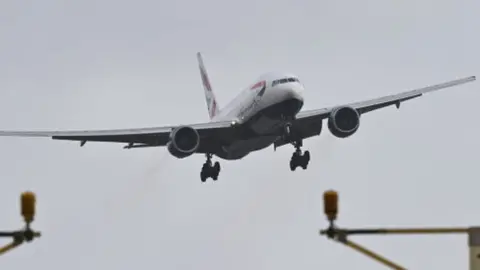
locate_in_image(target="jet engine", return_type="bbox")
[327,106,360,138]
[167,126,200,158]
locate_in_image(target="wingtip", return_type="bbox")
[196,52,204,63]
[460,75,476,82]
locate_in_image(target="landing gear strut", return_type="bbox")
[200,153,221,182]
[284,123,292,139]
[282,116,294,142]
[289,140,310,171]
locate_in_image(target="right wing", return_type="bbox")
[0,120,238,152]
[274,76,476,148]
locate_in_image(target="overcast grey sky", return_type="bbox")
[0,0,479,269]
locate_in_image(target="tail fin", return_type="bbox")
[197,52,220,119]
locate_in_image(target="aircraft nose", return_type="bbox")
[272,81,304,103]
[291,82,304,102]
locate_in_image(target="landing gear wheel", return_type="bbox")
[289,159,296,171]
[214,161,220,173]
[200,165,213,182]
[300,158,308,169]
[290,152,300,171]
[200,155,221,182]
[200,171,207,182]
[300,150,310,170]
[212,161,220,181]
[289,141,310,171]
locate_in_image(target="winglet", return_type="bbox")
[197,52,220,119]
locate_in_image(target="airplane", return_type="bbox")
[0,52,475,182]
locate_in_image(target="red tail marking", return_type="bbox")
[211,100,217,117]
[250,80,266,90]
[201,69,212,92]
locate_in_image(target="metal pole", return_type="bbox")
[320,190,480,269]
[0,191,41,257]
[468,227,480,270]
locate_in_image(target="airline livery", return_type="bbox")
[0,53,475,182]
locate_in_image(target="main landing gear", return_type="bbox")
[282,119,310,171]
[200,153,220,182]
[289,140,310,171]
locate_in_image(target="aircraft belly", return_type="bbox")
[220,136,277,160]
[250,115,282,134]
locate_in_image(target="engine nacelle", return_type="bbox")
[328,106,360,138]
[167,126,200,159]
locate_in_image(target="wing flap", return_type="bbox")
[52,134,165,145]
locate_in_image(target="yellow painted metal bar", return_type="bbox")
[0,191,40,257]
[320,190,475,269]
[343,239,406,270]
[0,241,22,256]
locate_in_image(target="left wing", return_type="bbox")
[0,120,237,150]
[274,76,476,148]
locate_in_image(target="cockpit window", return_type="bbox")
[272,77,299,87]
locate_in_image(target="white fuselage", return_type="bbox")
[211,72,305,160]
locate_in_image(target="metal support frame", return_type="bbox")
[0,191,41,256]
[319,189,480,270]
